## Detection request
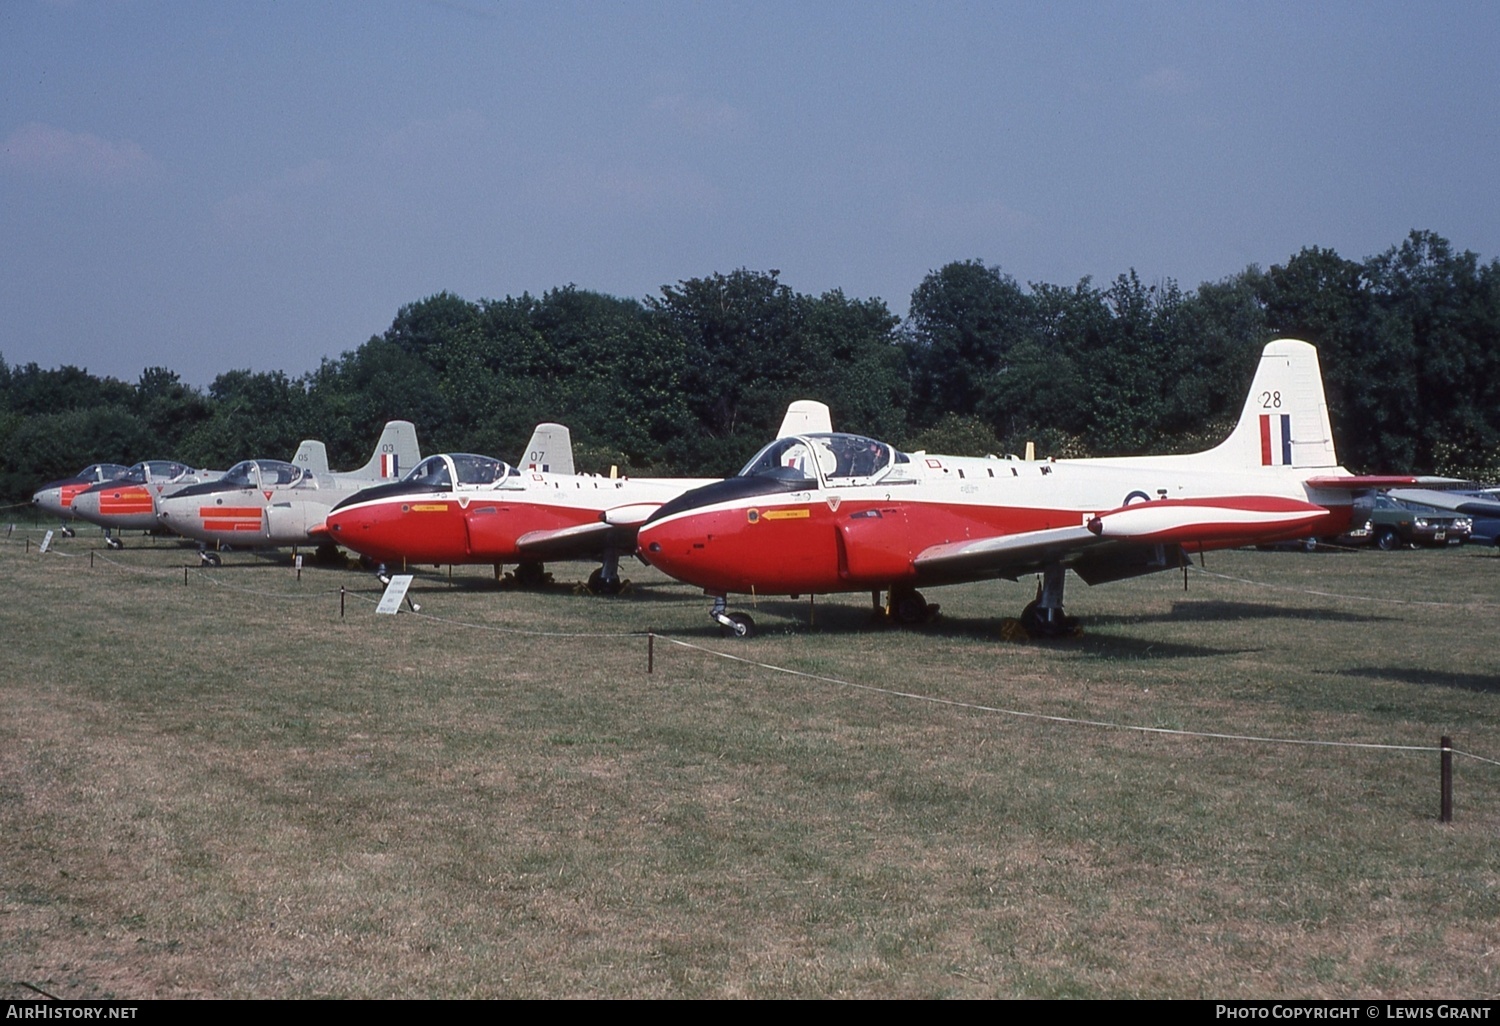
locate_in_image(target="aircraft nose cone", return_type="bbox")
[637,511,736,591]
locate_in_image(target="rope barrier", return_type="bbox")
[654,634,1500,766]
[1188,563,1500,609]
[15,540,1500,769]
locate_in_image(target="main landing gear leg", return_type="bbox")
[588,550,624,596]
[709,595,755,638]
[1019,565,1079,638]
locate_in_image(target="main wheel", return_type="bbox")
[513,561,548,587]
[1019,600,1079,639]
[722,612,756,638]
[588,567,623,596]
[1375,528,1404,551]
[890,588,929,626]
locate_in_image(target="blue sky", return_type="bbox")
[4,0,1498,387]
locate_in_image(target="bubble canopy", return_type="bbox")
[404,454,516,490]
[738,433,904,486]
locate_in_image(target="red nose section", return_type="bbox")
[640,504,843,595]
[325,500,469,563]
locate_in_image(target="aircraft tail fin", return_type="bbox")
[1199,339,1339,470]
[521,423,574,476]
[777,400,833,437]
[345,420,422,481]
[290,440,330,476]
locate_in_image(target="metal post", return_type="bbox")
[1441,735,1453,823]
[90,550,94,568]
[184,565,189,585]
[648,632,654,674]
[340,586,346,619]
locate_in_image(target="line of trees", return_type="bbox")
[3,230,1497,504]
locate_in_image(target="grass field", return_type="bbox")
[2,522,1498,998]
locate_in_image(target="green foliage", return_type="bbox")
[0,405,153,499]
[650,270,906,474]
[901,413,1005,458]
[3,230,1498,501]
[905,259,1035,426]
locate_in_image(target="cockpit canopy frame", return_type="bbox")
[403,453,519,491]
[738,433,905,489]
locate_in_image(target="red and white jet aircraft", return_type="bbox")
[67,439,336,547]
[154,422,421,561]
[637,339,1414,637]
[32,463,130,532]
[67,460,222,546]
[323,402,833,594]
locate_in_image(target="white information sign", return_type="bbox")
[375,574,415,615]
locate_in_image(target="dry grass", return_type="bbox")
[2,526,1498,998]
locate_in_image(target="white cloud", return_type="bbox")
[1,121,158,183]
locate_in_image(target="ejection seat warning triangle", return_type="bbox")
[376,574,415,614]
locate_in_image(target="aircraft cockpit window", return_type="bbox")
[738,437,819,484]
[142,461,187,481]
[406,455,454,490]
[821,434,893,483]
[450,453,511,487]
[83,464,129,482]
[738,433,897,485]
[257,461,303,487]
[222,461,258,488]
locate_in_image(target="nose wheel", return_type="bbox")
[104,530,123,550]
[709,596,756,638]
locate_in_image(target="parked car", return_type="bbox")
[1365,494,1471,549]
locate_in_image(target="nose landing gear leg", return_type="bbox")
[709,595,755,638]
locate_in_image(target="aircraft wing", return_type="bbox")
[914,525,1106,580]
[1388,488,1500,518]
[1303,474,1475,490]
[515,520,638,560]
[912,497,1332,587]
